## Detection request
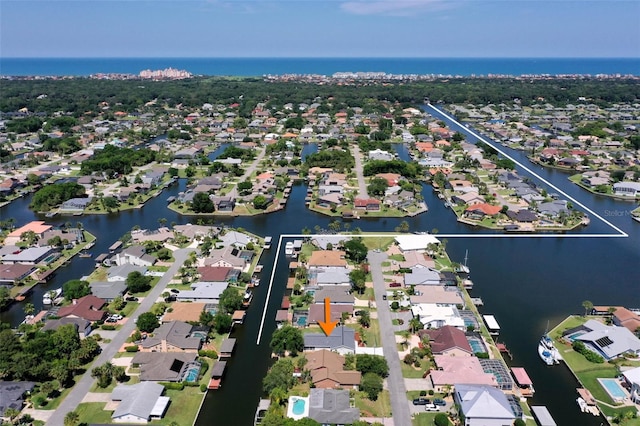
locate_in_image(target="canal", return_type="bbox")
[1,133,639,425]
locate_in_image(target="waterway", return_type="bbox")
[1,129,639,425]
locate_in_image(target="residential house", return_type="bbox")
[131,228,173,243]
[303,326,357,355]
[454,384,516,426]
[139,321,204,353]
[173,224,219,240]
[6,221,52,246]
[354,198,381,211]
[58,295,108,322]
[131,352,198,382]
[0,246,54,265]
[0,264,36,285]
[176,281,229,303]
[409,286,464,307]
[219,230,253,249]
[613,182,640,197]
[428,356,499,393]
[90,281,127,302]
[622,366,640,404]
[399,251,435,269]
[304,350,362,389]
[419,325,473,357]
[570,319,640,360]
[309,267,351,287]
[113,245,156,267]
[308,250,347,268]
[368,149,394,161]
[612,308,640,334]
[465,203,502,219]
[404,267,441,286]
[41,317,92,338]
[161,302,206,324]
[197,266,239,283]
[0,381,36,416]
[307,389,360,425]
[411,304,465,329]
[203,247,247,270]
[111,381,170,424]
[107,264,147,282]
[394,235,440,252]
[308,303,353,325]
[313,286,354,305]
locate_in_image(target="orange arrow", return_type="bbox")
[318,297,338,336]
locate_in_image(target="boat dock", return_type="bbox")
[511,367,534,397]
[207,360,227,390]
[470,297,483,306]
[531,406,556,426]
[497,342,512,360]
[483,314,501,335]
[264,237,272,249]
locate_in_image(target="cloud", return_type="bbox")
[340,0,449,16]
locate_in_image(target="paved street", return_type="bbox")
[351,144,368,198]
[227,146,267,199]
[47,248,194,425]
[368,250,412,426]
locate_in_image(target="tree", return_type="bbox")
[137,312,159,332]
[513,419,526,426]
[355,354,389,377]
[156,247,172,260]
[582,300,593,316]
[4,407,20,422]
[367,177,388,196]
[126,271,152,293]
[253,195,270,210]
[434,413,450,426]
[349,268,367,295]
[344,239,368,263]
[262,358,295,394]
[23,302,35,316]
[91,362,116,388]
[63,410,80,426]
[270,325,304,356]
[219,287,243,314]
[357,310,371,328]
[213,312,233,334]
[63,279,91,300]
[191,192,215,213]
[360,372,383,400]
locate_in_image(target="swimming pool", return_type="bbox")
[183,365,201,382]
[287,396,309,420]
[296,315,308,326]
[467,336,487,353]
[599,378,627,402]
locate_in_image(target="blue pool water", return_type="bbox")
[468,338,486,353]
[184,368,199,382]
[292,398,306,415]
[296,316,308,326]
[599,378,626,400]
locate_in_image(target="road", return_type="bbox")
[368,250,412,426]
[351,144,368,198]
[226,146,267,199]
[48,248,195,425]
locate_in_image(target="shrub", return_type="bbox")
[125,345,139,352]
[200,383,207,392]
[428,389,435,396]
[434,413,449,426]
[475,352,490,359]
[159,382,185,390]
[32,393,47,407]
[419,390,427,397]
[101,324,116,330]
[390,301,399,310]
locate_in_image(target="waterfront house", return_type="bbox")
[203,247,247,270]
[419,326,473,357]
[131,227,174,243]
[220,230,254,249]
[612,307,640,333]
[399,250,435,269]
[613,181,640,197]
[428,356,498,392]
[139,321,204,353]
[0,264,36,285]
[1,246,54,265]
[89,280,127,301]
[107,264,147,282]
[110,381,170,424]
[404,267,442,286]
[161,302,206,324]
[411,304,465,329]
[394,234,440,252]
[313,286,354,305]
[354,197,381,211]
[303,326,356,355]
[309,267,351,287]
[131,352,198,382]
[307,388,360,425]
[568,319,640,360]
[175,281,229,304]
[58,295,107,322]
[308,250,347,268]
[453,384,516,426]
[409,286,464,307]
[464,203,502,219]
[308,303,353,325]
[304,350,361,389]
[113,245,156,267]
[622,367,640,404]
[197,266,239,283]
[173,224,219,240]
[368,149,394,161]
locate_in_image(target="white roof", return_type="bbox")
[622,366,640,385]
[483,315,500,330]
[395,235,440,251]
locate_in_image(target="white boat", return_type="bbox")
[538,335,560,365]
[285,242,294,256]
[577,397,588,412]
[43,288,62,305]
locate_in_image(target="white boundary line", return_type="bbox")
[427,104,628,238]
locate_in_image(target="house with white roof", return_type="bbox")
[219,230,254,249]
[454,384,516,426]
[622,366,640,404]
[613,181,640,197]
[111,381,170,423]
[404,267,442,286]
[176,281,229,303]
[411,304,465,330]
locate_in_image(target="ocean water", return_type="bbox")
[1,57,639,77]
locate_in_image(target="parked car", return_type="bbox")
[389,282,402,287]
[433,398,446,406]
[170,288,180,294]
[412,398,430,406]
[382,294,387,300]
[424,403,439,412]
[105,318,118,323]
[125,296,138,302]
[110,314,123,320]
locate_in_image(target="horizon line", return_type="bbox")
[2,56,639,60]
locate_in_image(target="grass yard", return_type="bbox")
[401,358,429,378]
[354,390,392,417]
[413,413,452,426]
[75,402,113,424]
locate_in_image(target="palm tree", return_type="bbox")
[582,300,593,317]
[23,302,35,316]
[64,410,80,426]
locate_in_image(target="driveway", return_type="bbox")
[368,250,412,426]
[48,248,195,425]
[351,144,368,198]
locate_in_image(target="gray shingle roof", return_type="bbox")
[308,388,359,425]
[304,326,356,352]
[111,381,165,421]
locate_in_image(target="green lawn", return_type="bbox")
[413,413,452,426]
[401,358,429,378]
[75,402,113,424]
[354,390,392,417]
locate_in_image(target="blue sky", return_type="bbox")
[2,0,639,57]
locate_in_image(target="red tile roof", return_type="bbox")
[58,295,107,322]
[465,203,502,216]
[420,326,473,355]
[197,266,232,282]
